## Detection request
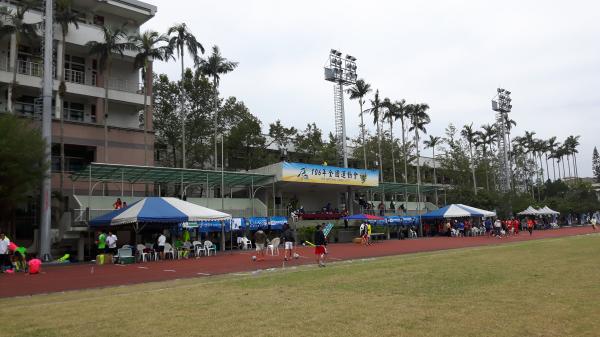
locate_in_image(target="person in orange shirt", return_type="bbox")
[513,218,520,235]
[527,218,534,236]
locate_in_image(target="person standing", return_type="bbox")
[254,229,267,261]
[96,230,107,255]
[314,225,327,267]
[359,222,367,245]
[157,232,166,260]
[282,224,295,261]
[367,222,373,245]
[591,216,597,231]
[0,232,10,272]
[493,218,502,237]
[113,198,122,210]
[106,231,118,256]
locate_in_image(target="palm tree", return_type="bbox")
[167,23,204,169]
[54,0,79,198]
[478,124,496,191]
[522,131,539,185]
[199,45,238,171]
[406,103,430,235]
[565,135,580,179]
[546,136,559,181]
[461,123,478,194]
[423,135,441,205]
[86,25,137,162]
[0,0,40,113]
[132,30,172,167]
[534,139,547,183]
[347,79,372,170]
[367,90,383,182]
[382,98,406,183]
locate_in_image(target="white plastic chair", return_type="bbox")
[137,244,150,262]
[164,243,176,260]
[241,237,252,250]
[267,238,280,256]
[193,240,204,257]
[204,240,216,256]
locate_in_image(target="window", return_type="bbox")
[64,101,84,122]
[91,104,97,123]
[14,95,35,116]
[64,55,85,84]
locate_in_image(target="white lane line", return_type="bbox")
[163,269,176,272]
[138,266,149,269]
[196,272,211,276]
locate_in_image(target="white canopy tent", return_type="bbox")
[538,206,560,215]
[517,206,541,216]
[456,204,496,217]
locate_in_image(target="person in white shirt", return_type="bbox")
[359,222,368,245]
[0,232,10,271]
[157,233,166,260]
[106,231,118,255]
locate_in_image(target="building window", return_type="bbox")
[64,101,84,122]
[14,95,36,117]
[91,104,97,123]
[64,54,85,84]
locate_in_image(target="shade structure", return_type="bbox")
[538,206,560,215]
[422,204,493,219]
[517,206,541,216]
[385,216,417,225]
[342,214,385,221]
[90,197,232,227]
[456,204,496,217]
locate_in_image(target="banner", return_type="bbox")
[281,162,378,187]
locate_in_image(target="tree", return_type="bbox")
[564,135,580,179]
[0,115,47,239]
[54,0,79,199]
[367,90,383,182]
[225,102,266,170]
[86,25,136,163]
[461,123,478,194]
[346,79,372,170]
[382,98,406,183]
[423,135,442,205]
[167,23,204,168]
[546,136,559,181]
[593,147,600,183]
[0,0,40,113]
[198,45,238,170]
[153,74,182,167]
[268,120,297,160]
[406,103,430,235]
[294,123,325,161]
[132,30,172,167]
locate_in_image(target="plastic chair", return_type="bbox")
[240,237,252,250]
[193,241,204,257]
[204,241,216,256]
[136,244,150,262]
[267,238,280,256]
[164,243,176,260]
[116,247,133,263]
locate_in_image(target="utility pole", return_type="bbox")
[40,0,54,261]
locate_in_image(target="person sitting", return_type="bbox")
[389,201,396,214]
[378,202,385,216]
[113,198,122,210]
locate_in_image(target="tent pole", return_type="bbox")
[121,168,124,197]
[220,220,225,252]
[272,177,275,216]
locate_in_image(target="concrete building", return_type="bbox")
[0,0,157,250]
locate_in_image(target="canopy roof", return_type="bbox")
[90,197,232,227]
[517,206,541,215]
[538,206,560,215]
[72,163,274,187]
[360,182,446,195]
[422,204,494,219]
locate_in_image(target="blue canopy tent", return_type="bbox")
[342,214,385,221]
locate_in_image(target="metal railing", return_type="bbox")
[64,68,85,84]
[108,78,142,94]
[17,59,43,77]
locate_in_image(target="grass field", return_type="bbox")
[2,234,600,337]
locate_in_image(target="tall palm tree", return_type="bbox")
[199,45,238,171]
[367,90,383,182]
[0,0,40,113]
[407,103,430,235]
[565,135,580,179]
[461,123,478,194]
[86,25,137,162]
[423,135,441,205]
[382,98,405,183]
[534,139,547,183]
[478,124,496,191]
[132,30,172,167]
[522,131,539,185]
[54,0,79,198]
[167,23,204,169]
[546,136,559,181]
[347,79,372,170]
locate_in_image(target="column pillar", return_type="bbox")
[7,33,16,112]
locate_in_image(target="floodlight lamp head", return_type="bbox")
[331,49,338,55]
[497,88,503,93]
[505,91,511,95]
[336,51,342,56]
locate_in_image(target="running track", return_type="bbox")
[2,226,597,298]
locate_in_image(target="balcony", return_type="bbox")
[108,78,143,94]
[65,69,85,85]
[17,60,43,77]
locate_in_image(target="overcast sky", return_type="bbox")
[143,0,599,177]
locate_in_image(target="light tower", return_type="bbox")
[492,88,512,193]
[324,49,357,168]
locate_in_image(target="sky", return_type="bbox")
[142,0,600,177]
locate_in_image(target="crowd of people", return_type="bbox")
[0,231,38,274]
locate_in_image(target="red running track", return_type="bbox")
[2,226,597,298]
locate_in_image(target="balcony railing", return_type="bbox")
[108,78,143,94]
[17,59,42,77]
[64,69,85,84]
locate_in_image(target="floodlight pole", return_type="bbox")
[39,0,54,261]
